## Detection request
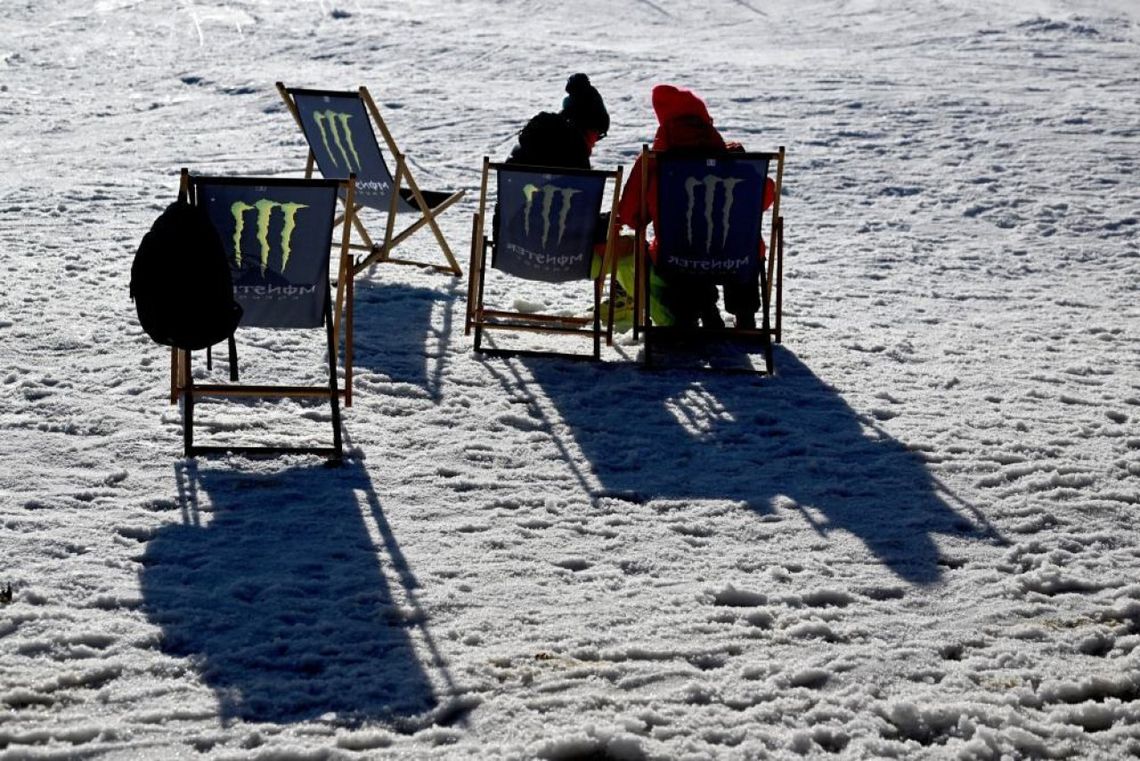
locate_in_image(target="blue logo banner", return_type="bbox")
[655,155,769,281]
[292,92,402,213]
[494,169,606,283]
[198,182,337,329]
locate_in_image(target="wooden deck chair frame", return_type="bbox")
[169,170,357,463]
[465,158,624,361]
[632,146,785,374]
[277,83,465,277]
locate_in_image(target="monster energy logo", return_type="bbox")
[230,200,307,275]
[684,176,742,253]
[522,183,580,249]
[312,110,362,172]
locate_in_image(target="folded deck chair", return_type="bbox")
[170,171,357,462]
[277,83,464,277]
[634,147,785,374]
[466,159,624,360]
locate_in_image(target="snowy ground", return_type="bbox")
[2,0,1139,758]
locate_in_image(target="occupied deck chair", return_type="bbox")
[277,83,464,277]
[466,159,624,360]
[170,171,356,462]
[635,147,785,374]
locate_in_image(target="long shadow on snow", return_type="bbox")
[349,277,460,402]
[516,345,1004,586]
[139,459,453,726]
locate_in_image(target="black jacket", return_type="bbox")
[506,112,591,170]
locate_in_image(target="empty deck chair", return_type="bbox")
[278,83,464,276]
[171,171,356,462]
[466,159,623,360]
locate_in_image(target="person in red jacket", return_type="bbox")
[617,84,774,329]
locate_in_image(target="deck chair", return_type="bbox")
[466,159,624,360]
[634,147,785,374]
[277,83,464,277]
[170,171,356,462]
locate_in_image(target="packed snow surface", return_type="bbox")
[1,0,1138,758]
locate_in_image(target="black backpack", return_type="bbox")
[507,112,591,170]
[130,199,243,351]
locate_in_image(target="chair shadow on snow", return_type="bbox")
[139,459,457,727]
[350,277,461,402]
[513,346,1006,586]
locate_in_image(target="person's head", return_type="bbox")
[561,73,609,151]
[649,84,725,151]
[651,84,712,127]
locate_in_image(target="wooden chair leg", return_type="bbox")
[466,213,480,335]
[227,335,238,381]
[170,347,178,404]
[182,351,194,456]
[758,256,774,375]
[593,278,602,360]
[345,272,354,408]
[775,217,784,344]
[606,266,617,346]
[325,300,344,465]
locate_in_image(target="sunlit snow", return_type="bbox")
[1,0,1138,758]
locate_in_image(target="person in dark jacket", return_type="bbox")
[507,73,610,169]
[617,84,774,329]
[502,73,620,287]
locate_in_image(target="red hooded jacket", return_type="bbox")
[617,85,775,259]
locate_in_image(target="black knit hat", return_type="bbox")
[561,73,610,137]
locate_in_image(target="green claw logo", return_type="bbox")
[522,183,580,248]
[230,200,307,275]
[684,176,741,253]
[313,110,363,172]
